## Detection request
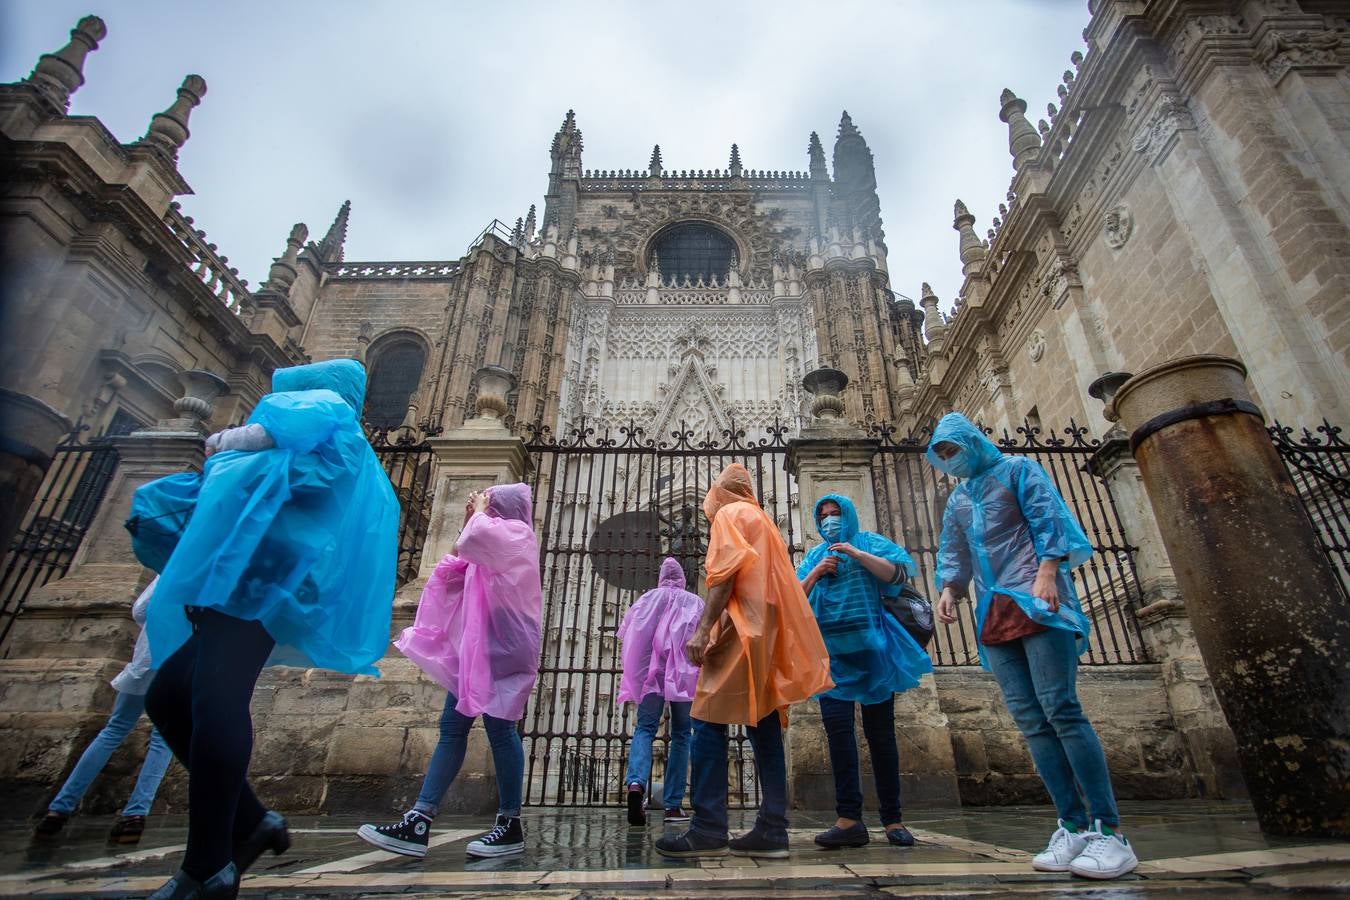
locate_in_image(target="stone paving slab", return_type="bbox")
[3,801,1348,896]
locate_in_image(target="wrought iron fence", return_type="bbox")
[1268,420,1349,598]
[868,421,1150,666]
[367,427,437,587]
[520,419,799,808]
[0,428,120,644]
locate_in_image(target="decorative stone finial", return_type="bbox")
[156,368,229,434]
[808,131,828,179]
[952,199,987,270]
[524,204,537,242]
[728,143,743,178]
[837,110,859,140]
[648,144,663,177]
[25,15,106,112]
[265,223,308,293]
[315,200,350,263]
[998,87,1042,172]
[141,74,207,161]
[921,282,947,348]
[472,365,517,421]
[802,368,849,421]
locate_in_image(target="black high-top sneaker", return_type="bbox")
[626,782,646,826]
[356,810,432,858]
[465,815,525,858]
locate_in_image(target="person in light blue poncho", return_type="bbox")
[928,412,1137,880]
[797,494,931,850]
[136,358,399,900]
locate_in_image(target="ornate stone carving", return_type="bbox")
[1104,204,1133,249]
[1131,98,1193,162]
[1028,329,1046,363]
[1256,30,1343,83]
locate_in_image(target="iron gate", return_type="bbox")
[520,420,801,808]
[869,422,1150,666]
[367,427,437,587]
[1268,420,1349,598]
[0,428,120,644]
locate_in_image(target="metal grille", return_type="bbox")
[520,420,800,807]
[869,422,1150,666]
[1269,420,1349,598]
[651,222,735,284]
[368,428,436,587]
[0,428,120,644]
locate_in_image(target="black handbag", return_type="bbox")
[882,581,935,648]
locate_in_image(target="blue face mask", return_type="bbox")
[820,514,843,541]
[936,449,978,479]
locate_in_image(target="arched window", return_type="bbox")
[650,222,735,283]
[364,339,426,428]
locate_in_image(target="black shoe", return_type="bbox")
[33,811,68,840]
[654,829,729,859]
[109,815,145,845]
[234,810,290,872]
[626,782,646,826]
[814,822,869,849]
[466,815,525,858]
[357,810,432,858]
[886,824,916,847]
[664,806,691,824]
[730,827,790,859]
[146,863,239,900]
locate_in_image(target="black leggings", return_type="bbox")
[145,607,275,881]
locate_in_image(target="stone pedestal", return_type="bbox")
[0,388,71,559]
[0,429,202,813]
[1089,435,1245,800]
[785,423,961,808]
[1112,354,1349,837]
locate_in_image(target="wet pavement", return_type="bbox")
[3,801,1348,897]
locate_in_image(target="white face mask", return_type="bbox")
[820,514,843,541]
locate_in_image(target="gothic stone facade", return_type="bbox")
[3,0,1347,815]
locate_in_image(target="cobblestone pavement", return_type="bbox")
[3,802,1347,897]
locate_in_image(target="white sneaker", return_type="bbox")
[1031,819,1089,872]
[1068,820,1138,879]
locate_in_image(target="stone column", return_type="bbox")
[785,369,960,808]
[1110,354,1349,838]
[1087,371,1246,799]
[0,371,222,811]
[326,365,529,816]
[0,389,72,562]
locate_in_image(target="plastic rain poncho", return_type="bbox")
[797,494,932,704]
[928,413,1094,668]
[395,483,543,721]
[140,359,400,675]
[693,463,833,727]
[617,557,705,705]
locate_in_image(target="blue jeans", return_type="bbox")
[623,693,692,809]
[688,712,788,843]
[819,694,903,826]
[414,693,524,818]
[50,690,172,817]
[984,627,1120,828]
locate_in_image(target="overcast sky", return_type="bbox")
[3,1,1090,311]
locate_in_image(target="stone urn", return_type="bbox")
[802,368,848,421]
[472,365,517,421]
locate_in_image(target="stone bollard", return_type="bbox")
[1110,354,1349,837]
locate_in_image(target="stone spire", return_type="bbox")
[524,204,537,242]
[728,143,743,178]
[139,75,207,161]
[953,199,987,273]
[999,88,1042,172]
[25,15,106,112]
[648,144,663,177]
[832,111,882,248]
[549,109,583,178]
[264,223,308,293]
[808,131,828,180]
[921,282,947,351]
[316,200,350,263]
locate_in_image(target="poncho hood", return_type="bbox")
[272,358,366,412]
[926,413,1004,479]
[657,556,687,589]
[813,493,860,543]
[487,482,533,524]
[703,463,758,522]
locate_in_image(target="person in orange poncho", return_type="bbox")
[654,463,833,861]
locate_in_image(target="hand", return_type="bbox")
[470,490,490,515]
[937,586,960,625]
[828,542,860,560]
[685,625,711,666]
[204,432,220,458]
[1033,562,1061,612]
[814,556,840,579]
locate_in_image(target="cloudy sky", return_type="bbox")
[3,1,1090,310]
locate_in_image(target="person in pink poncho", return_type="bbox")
[617,557,705,827]
[357,482,542,861]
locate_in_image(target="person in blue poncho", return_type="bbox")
[797,493,932,851]
[928,412,1137,880]
[134,359,399,900]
